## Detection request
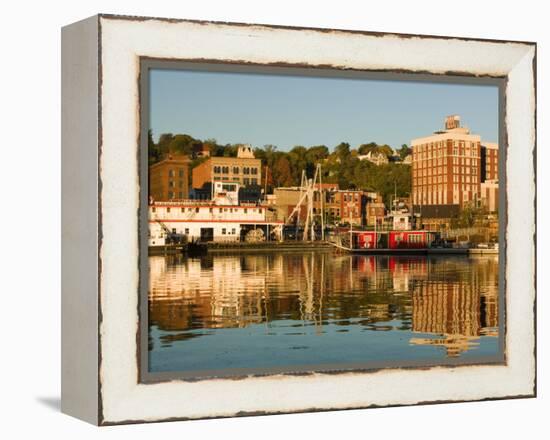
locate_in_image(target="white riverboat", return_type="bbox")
[149,182,283,247]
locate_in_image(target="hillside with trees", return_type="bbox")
[149,131,411,206]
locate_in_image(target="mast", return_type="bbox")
[318,164,325,241]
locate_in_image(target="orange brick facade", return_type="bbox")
[412,137,482,207]
[149,154,190,201]
[481,142,499,182]
[192,156,262,189]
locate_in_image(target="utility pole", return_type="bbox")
[264,164,268,203]
[394,181,397,214]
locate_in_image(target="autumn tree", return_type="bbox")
[272,155,293,187]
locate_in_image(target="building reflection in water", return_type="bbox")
[149,252,499,358]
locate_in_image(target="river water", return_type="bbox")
[148,251,501,375]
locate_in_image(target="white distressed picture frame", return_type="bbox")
[61,14,536,425]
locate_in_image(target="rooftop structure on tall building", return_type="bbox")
[192,144,262,189]
[149,153,191,201]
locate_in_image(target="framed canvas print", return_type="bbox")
[61,14,536,425]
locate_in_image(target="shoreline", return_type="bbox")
[149,242,497,256]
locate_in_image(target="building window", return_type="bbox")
[166,207,171,213]
[251,167,258,175]
[243,167,250,175]
[181,207,185,212]
[243,178,250,185]
[168,169,174,177]
[231,228,236,235]
[178,191,183,198]
[152,207,156,213]
[209,207,213,213]
[185,228,189,234]
[222,228,226,235]
[178,169,185,177]
[222,166,229,174]
[168,180,174,187]
[168,192,173,198]
[251,178,257,185]
[233,166,239,174]
[196,207,200,213]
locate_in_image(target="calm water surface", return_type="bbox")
[148,251,500,374]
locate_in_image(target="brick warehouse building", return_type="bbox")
[149,153,191,201]
[192,145,262,189]
[272,184,381,226]
[411,115,498,219]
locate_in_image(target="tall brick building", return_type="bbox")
[149,153,190,201]
[481,142,499,181]
[192,145,262,189]
[411,115,498,215]
[480,142,499,212]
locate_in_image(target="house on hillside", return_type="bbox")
[358,150,389,166]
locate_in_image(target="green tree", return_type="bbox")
[148,129,161,165]
[305,145,329,163]
[288,145,309,182]
[334,142,351,161]
[397,144,412,159]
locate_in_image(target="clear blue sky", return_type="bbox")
[149,69,498,151]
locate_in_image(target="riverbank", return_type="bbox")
[149,241,498,255]
[206,241,333,254]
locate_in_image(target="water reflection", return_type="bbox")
[148,251,499,372]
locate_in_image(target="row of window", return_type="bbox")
[167,180,185,188]
[213,166,258,175]
[151,206,263,214]
[214,176,258,185]
[167,169,185,178]
[407,234,424,244]
[166,191,185,199]
[413,166,478,177]
[413,145,479,160]
[170,228,238,236]
[414,174,479,185]
[413,156,480,168]
[414,183,477,192]
[342,194,360,202]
